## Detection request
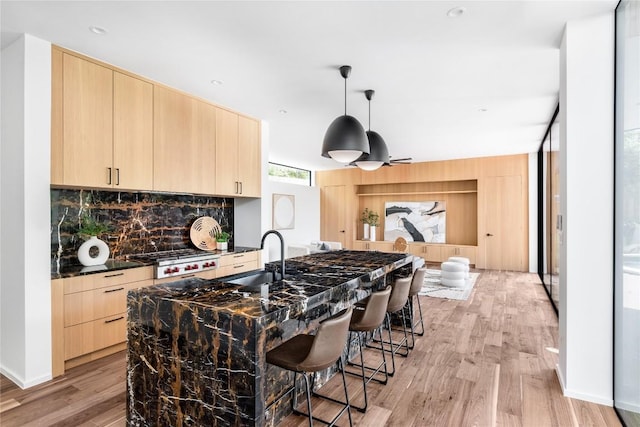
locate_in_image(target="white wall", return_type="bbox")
[0,34,52,388]
[235,120,321,264]
[261,179,320,263]
[558,13,614,406]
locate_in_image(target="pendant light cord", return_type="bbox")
[368,98,371,131]
[344,77,347,116]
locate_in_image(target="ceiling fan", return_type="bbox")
[386,156,413,166]
[346,155,413,168]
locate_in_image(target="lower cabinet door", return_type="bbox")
[64,314,127,360]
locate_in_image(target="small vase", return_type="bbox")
[217,241,228,251]
[370,226,377,242]
[78,236,110,266]
[363,223,370,240]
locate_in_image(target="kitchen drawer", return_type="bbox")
[64,313,127,360]
[218,251,258,267]
[63,266,154,294]
[216,262,259,278]
[64,280,153,327]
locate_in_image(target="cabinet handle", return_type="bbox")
[116,168,120,186]
[486,233,494,237]
[233,255,244,258]
[181,274,195,279]
[104,316,124,324]
[104,287,125,293]
[104,272,124,278]
[239,182,243,194]
[234,264,245,269]
[235,181,239,194]
[107,167,112,185]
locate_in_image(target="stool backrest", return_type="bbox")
[409,268,427,297]
[355,286,392,329]
[387,276,412,313]
[302,307,353,371]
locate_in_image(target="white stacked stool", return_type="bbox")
[440,260,467,288]
[447,256,470,278]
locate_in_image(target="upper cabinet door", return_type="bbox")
[62,53,113,188]
[215,111,261,197]
[237,116,261,197]
[113,72,153,191]
[215,108,239,196]
[153,86,216,194]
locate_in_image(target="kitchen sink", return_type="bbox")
[225,270,277,287]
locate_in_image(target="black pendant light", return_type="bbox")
[355,89,390,171]
[321,65,369,164]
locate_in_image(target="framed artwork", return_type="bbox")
[383,201,446,242]
[272,194,295,230]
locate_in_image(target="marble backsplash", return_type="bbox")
[51,188,233,269]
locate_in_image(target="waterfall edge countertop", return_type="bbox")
[126,250,414,426]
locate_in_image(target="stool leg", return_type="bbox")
[338,356,353,426]
[413,295,425,336]
[291,372,315,427]
[408,300,417,350]
[385,313,397,376]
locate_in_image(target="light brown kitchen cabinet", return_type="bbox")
[56,52,112,187]
[408,243,445,262]
[237,116,261,197]
[113,72,153,190]
[51,50,153,190]
[51,266,154,377]
[441,245,477,264]
[216,251,260,278]
[215,110,261,197]
[353,241,395,252]
[153,85,217,195]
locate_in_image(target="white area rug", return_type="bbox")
[419,269,480,301]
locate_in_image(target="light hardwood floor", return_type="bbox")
[0,270,622,426]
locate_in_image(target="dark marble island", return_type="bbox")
[126,250,414,426]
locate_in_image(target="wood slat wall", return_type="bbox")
[317,154,529,271]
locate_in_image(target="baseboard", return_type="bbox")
[555,364,613,407]
[0,365,52,389]
[615,400,640,413]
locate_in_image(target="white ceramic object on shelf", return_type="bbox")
[370,225,377,242]
[78,236,109,266]
[363,223,370,240]
[217,241,228,251]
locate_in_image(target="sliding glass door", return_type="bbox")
[614,1,640,425]
[538,107,560,314]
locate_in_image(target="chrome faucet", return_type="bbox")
[260,230,285,280]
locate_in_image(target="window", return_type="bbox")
[614,1,640,424]
[268,162,311,186]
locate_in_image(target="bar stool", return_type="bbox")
[345,285,392,412]
[266,307,353,427]
[371,276,412,376]
[407,267,427,349]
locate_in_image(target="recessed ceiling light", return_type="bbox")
[210,79,223,86]
[278,109,288,114]
[89,26,107,35]
[479,107,488,112]
[447,7,466,18]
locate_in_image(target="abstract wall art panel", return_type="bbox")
[384,201,446,243]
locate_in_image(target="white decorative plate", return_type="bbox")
[190,216,222,250]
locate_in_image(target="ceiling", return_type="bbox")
[1,1,617,172]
